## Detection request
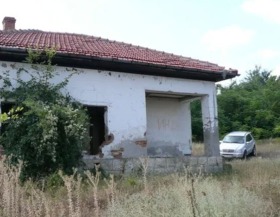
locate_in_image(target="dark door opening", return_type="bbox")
[1,102,15,134]
[86,106,106,155]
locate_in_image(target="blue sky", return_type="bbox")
[1,0,280,85]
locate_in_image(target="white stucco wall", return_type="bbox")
[0,61,218,158]
[146,98,192,156]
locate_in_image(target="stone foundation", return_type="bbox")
[83,156,224,175]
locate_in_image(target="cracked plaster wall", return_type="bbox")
[0,61,219,159]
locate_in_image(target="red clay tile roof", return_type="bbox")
[0,30,237,75]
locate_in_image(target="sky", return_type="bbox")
[1,0,280,85]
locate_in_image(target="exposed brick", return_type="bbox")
[111,148,124,159]
[135,140,147,147]
[2,17,16,31]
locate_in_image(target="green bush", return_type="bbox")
[252,127,271,139]
[45,172,64,192]
[0,49,89,181]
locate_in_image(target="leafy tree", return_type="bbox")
[191,65,280,141]
[218,66,280,139]
[0,49,89,181]
[243,65,271,90]
[190,100,203,141]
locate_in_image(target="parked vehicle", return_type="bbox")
[219,131,256,159]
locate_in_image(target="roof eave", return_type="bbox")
[0,47,238,82]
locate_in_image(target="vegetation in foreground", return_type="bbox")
[0,49,89,181]
[1,148,280,216]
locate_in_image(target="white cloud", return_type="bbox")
[201,26,254,52]
[257,49,280,59]
[242,0,280,24]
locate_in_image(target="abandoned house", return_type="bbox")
[0,17,238,173]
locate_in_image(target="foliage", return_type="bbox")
[191,101,203,142]
[191,66,280,140]
[217,66,280,139]
[0,49,89,181]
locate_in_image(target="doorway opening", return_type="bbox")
[86,106,107,155]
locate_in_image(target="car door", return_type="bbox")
[245,134,253,153]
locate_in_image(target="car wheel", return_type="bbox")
[250,145,256,157]
[242,150,247,160]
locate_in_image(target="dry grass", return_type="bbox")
[191,142,205,156]
[192,138,280,157]
[0,139,280,216]
[104,173,275,217]
[256,138,280,157]
[226,158,280,211]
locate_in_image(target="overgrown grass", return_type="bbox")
[0,139,280,216]
[192,138,280,157]
[256,138,280,157]
[191,142,204,156]
[226,158,280,211]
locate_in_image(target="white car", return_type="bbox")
[219,131,256,159]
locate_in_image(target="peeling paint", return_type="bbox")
[135,139,147,147]
[10,63,16,69]
[107,139,147,158]
[101,133,114,146]
[111,147,124,159]
[98,133,115,156]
